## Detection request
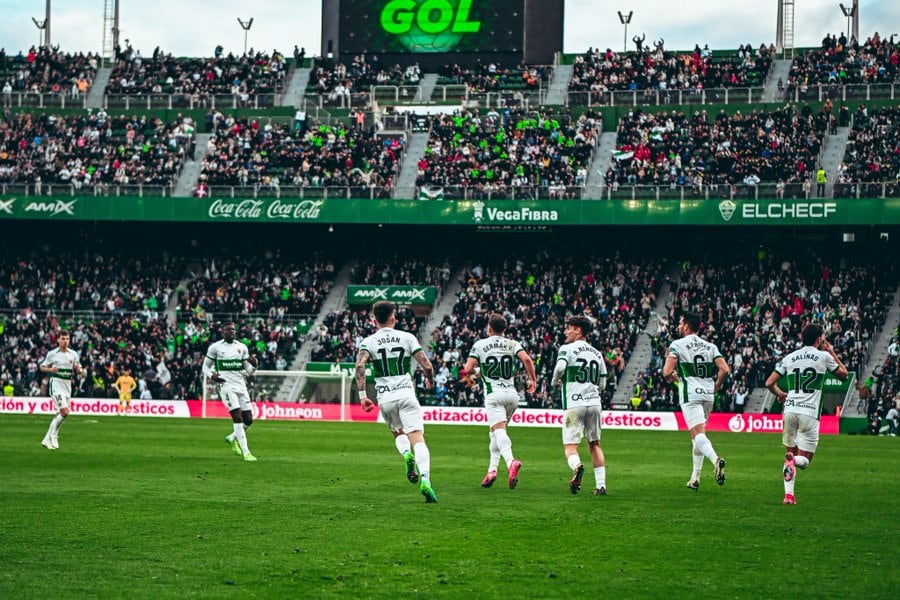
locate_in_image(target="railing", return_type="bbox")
[2,181,897,200]
[201,185,395,200]
[787,82,897,102]
[103,93,283,110]
[566,87,766,107]
[0,308,171,322]
[0,183,176,197]
[416,184,587,200]
[1,91,88,109]
[303,85,547,109]
[174,310,316,331]
[596,182,812,201]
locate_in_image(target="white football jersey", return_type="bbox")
[41,347,81,397]
[667,334,722,403]
[359,327,422,396]
[774,345,839,419]
[556,340,607,409]
[205,339,253,390]
[469,335,524,395]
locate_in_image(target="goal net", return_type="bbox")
[201,370,354,416]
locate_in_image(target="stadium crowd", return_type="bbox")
[0,110,196,190]
[570,43,773,95]
[107,45,287,101]
[437,61,552,93]
[787,32,899,93]
[834,105,900,198]
[196,116,402,195]
[605,104,827,193]
[178,253,335,317]
[306,55,412,105]
[415,108,601,197]
[179,253,334,369]
[0,245,191,400]
[0,46,96,97]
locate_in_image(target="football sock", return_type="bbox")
[488,431,500,471]
[691,444,704,480]
[567,453,582,471]
[594,466,606,489]
[49,414,65,436]
[494,429,514,468]
[233,423,250,454]
[693,433,717,463]
[794,455,810,469]
[226,423,249,443]
[413,442,431,481]
[394,434,411,456]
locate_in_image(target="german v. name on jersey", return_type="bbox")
[359,327,422,396]
[41,348,81,397]
[556,340,607,409]
[775,346,839,419]
[469,335,523,395]
[667,334,722,403]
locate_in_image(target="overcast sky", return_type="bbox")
[0,0,897,58]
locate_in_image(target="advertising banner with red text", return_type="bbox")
[688,412,839,435]
[412,407,681,430]
[183,400,380,422]
[0,397,837,434]
[0,396,189,417]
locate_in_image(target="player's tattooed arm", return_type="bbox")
[413,350,435,389]
[355,349,375,411]
[354,350,369,393]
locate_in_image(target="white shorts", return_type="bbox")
[562,405,602,445]
[680,401,713,429]
[379,391,424,434]
[51,392,70,412]
[782,412,820,453]
[220,386,252,412]
[485,390,518,428]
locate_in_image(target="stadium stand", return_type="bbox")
[834,105,900,198]
[0,111,196,192]
[196,116,402,198]
[305,55,425,108]
[437,61,552,93]
[107,46,287,105]
[604,104,828,195]
[415,108,602,199]
[569,43,774,95]
[0,47,96,96]
[178,254,335,317]
[787,32,899,99]
[0,243,189,399]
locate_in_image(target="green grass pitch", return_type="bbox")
[2,414,896,599]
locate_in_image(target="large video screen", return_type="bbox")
[339,0,524,55]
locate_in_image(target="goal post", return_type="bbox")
[201,370,354,420]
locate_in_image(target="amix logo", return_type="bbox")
[0,198,15,215]
[381,0,481,53]
[24,199,77,216]
[352,288,428,302]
